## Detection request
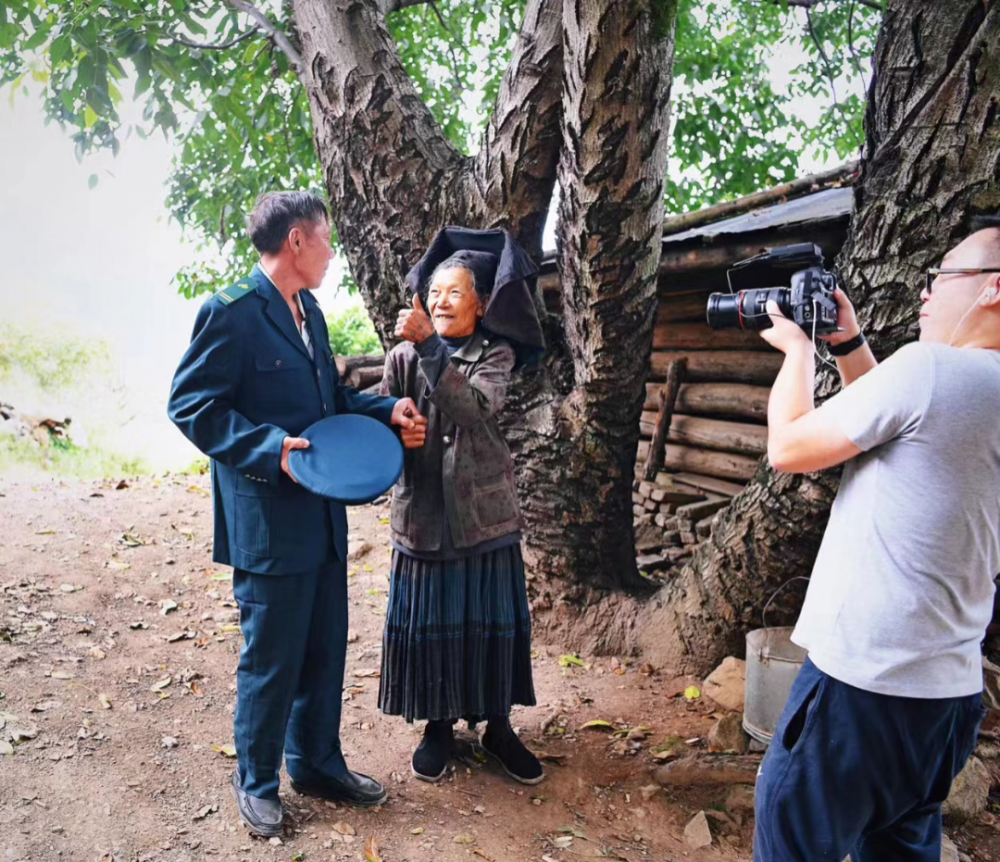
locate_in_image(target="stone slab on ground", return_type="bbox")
[704,656,746,712]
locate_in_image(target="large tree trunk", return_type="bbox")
[640,0,1000,675]
[291,0,679,650]
[517,0,678,628]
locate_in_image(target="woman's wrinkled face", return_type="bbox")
[427,267,483,338]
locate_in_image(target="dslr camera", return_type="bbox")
[706,243,839,335]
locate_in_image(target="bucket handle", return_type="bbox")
[761,576,811,630]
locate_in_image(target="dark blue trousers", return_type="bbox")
[232,561,350,799]
[754,658,985,862]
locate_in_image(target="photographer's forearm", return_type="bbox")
[767,345,816,467]
[835,344,877,387]
[769,345,816,427]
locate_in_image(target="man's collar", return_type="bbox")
[257,260,278,288]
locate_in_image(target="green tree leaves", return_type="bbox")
[0,0,880,296]
[325,306,383,357]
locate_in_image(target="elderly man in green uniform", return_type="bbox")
[168,192,425,836]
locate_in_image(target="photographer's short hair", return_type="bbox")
[247,192,330,255]
[969,215,1000,267]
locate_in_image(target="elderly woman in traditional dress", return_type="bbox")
[378,227,546,785]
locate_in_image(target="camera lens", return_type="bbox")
[707,293,741,330]
[706,288,791,331]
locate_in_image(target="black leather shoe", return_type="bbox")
[290,770,388,807]
[230,772,284,837]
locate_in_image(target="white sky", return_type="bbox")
[0,90,359,471]
[0,14,865,473]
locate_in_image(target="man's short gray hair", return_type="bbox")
[247,191,330,255]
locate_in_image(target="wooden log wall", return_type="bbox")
[630,283,778,574]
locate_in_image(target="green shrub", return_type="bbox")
[325,305,382,356]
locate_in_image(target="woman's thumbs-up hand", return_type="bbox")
[395,293,435,344]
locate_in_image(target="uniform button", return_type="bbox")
[483,339,489,346]
[443,435,452,444]
[275,359,282,367]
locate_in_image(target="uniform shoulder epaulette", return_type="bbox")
[214,277,257,306]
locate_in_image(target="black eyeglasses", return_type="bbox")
[925,268,1000,295]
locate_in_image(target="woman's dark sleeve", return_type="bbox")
[424,340,515,427]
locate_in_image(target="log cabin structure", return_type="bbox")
[339,165,858,576]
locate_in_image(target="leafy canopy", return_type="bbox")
[0,0,879,297]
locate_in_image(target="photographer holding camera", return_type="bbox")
[745,227,1000,862]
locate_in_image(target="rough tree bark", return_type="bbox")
[639,0,1000,676]
[515,0,678,642]
[289,0,679,650]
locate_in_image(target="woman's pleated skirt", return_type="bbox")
[378,543,536,722]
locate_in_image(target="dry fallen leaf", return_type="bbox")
[50,670,76,681]
[579,719,613,730]
[684,685,701,701]
[150,676,172,692]
[211,743,237,758]
[184,681,204,698]
[535,752,566,764]
[98,693,112,710]
[60,583,83,593]
[410,826,425,835]
[363,835,383,862]
[332,822,356,836]
[353,669,380,679]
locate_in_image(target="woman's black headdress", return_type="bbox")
[405,226,545,368]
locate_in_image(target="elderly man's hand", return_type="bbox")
[280,436,310,482]
[391,397,428,448]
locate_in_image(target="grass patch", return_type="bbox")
[0,434,148,479]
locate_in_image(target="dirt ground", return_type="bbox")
[2,473,999,862]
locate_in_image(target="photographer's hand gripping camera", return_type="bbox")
[706,243,840,336]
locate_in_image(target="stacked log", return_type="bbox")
[634,287,775,572]
[335,354,385,392]
[632,473,740,572]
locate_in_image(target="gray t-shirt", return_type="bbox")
[792,342,1000,698]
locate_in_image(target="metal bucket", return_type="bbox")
[742,626,807,746]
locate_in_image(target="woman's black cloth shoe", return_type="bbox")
[412,720,454,782]
[481,719,544,785]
